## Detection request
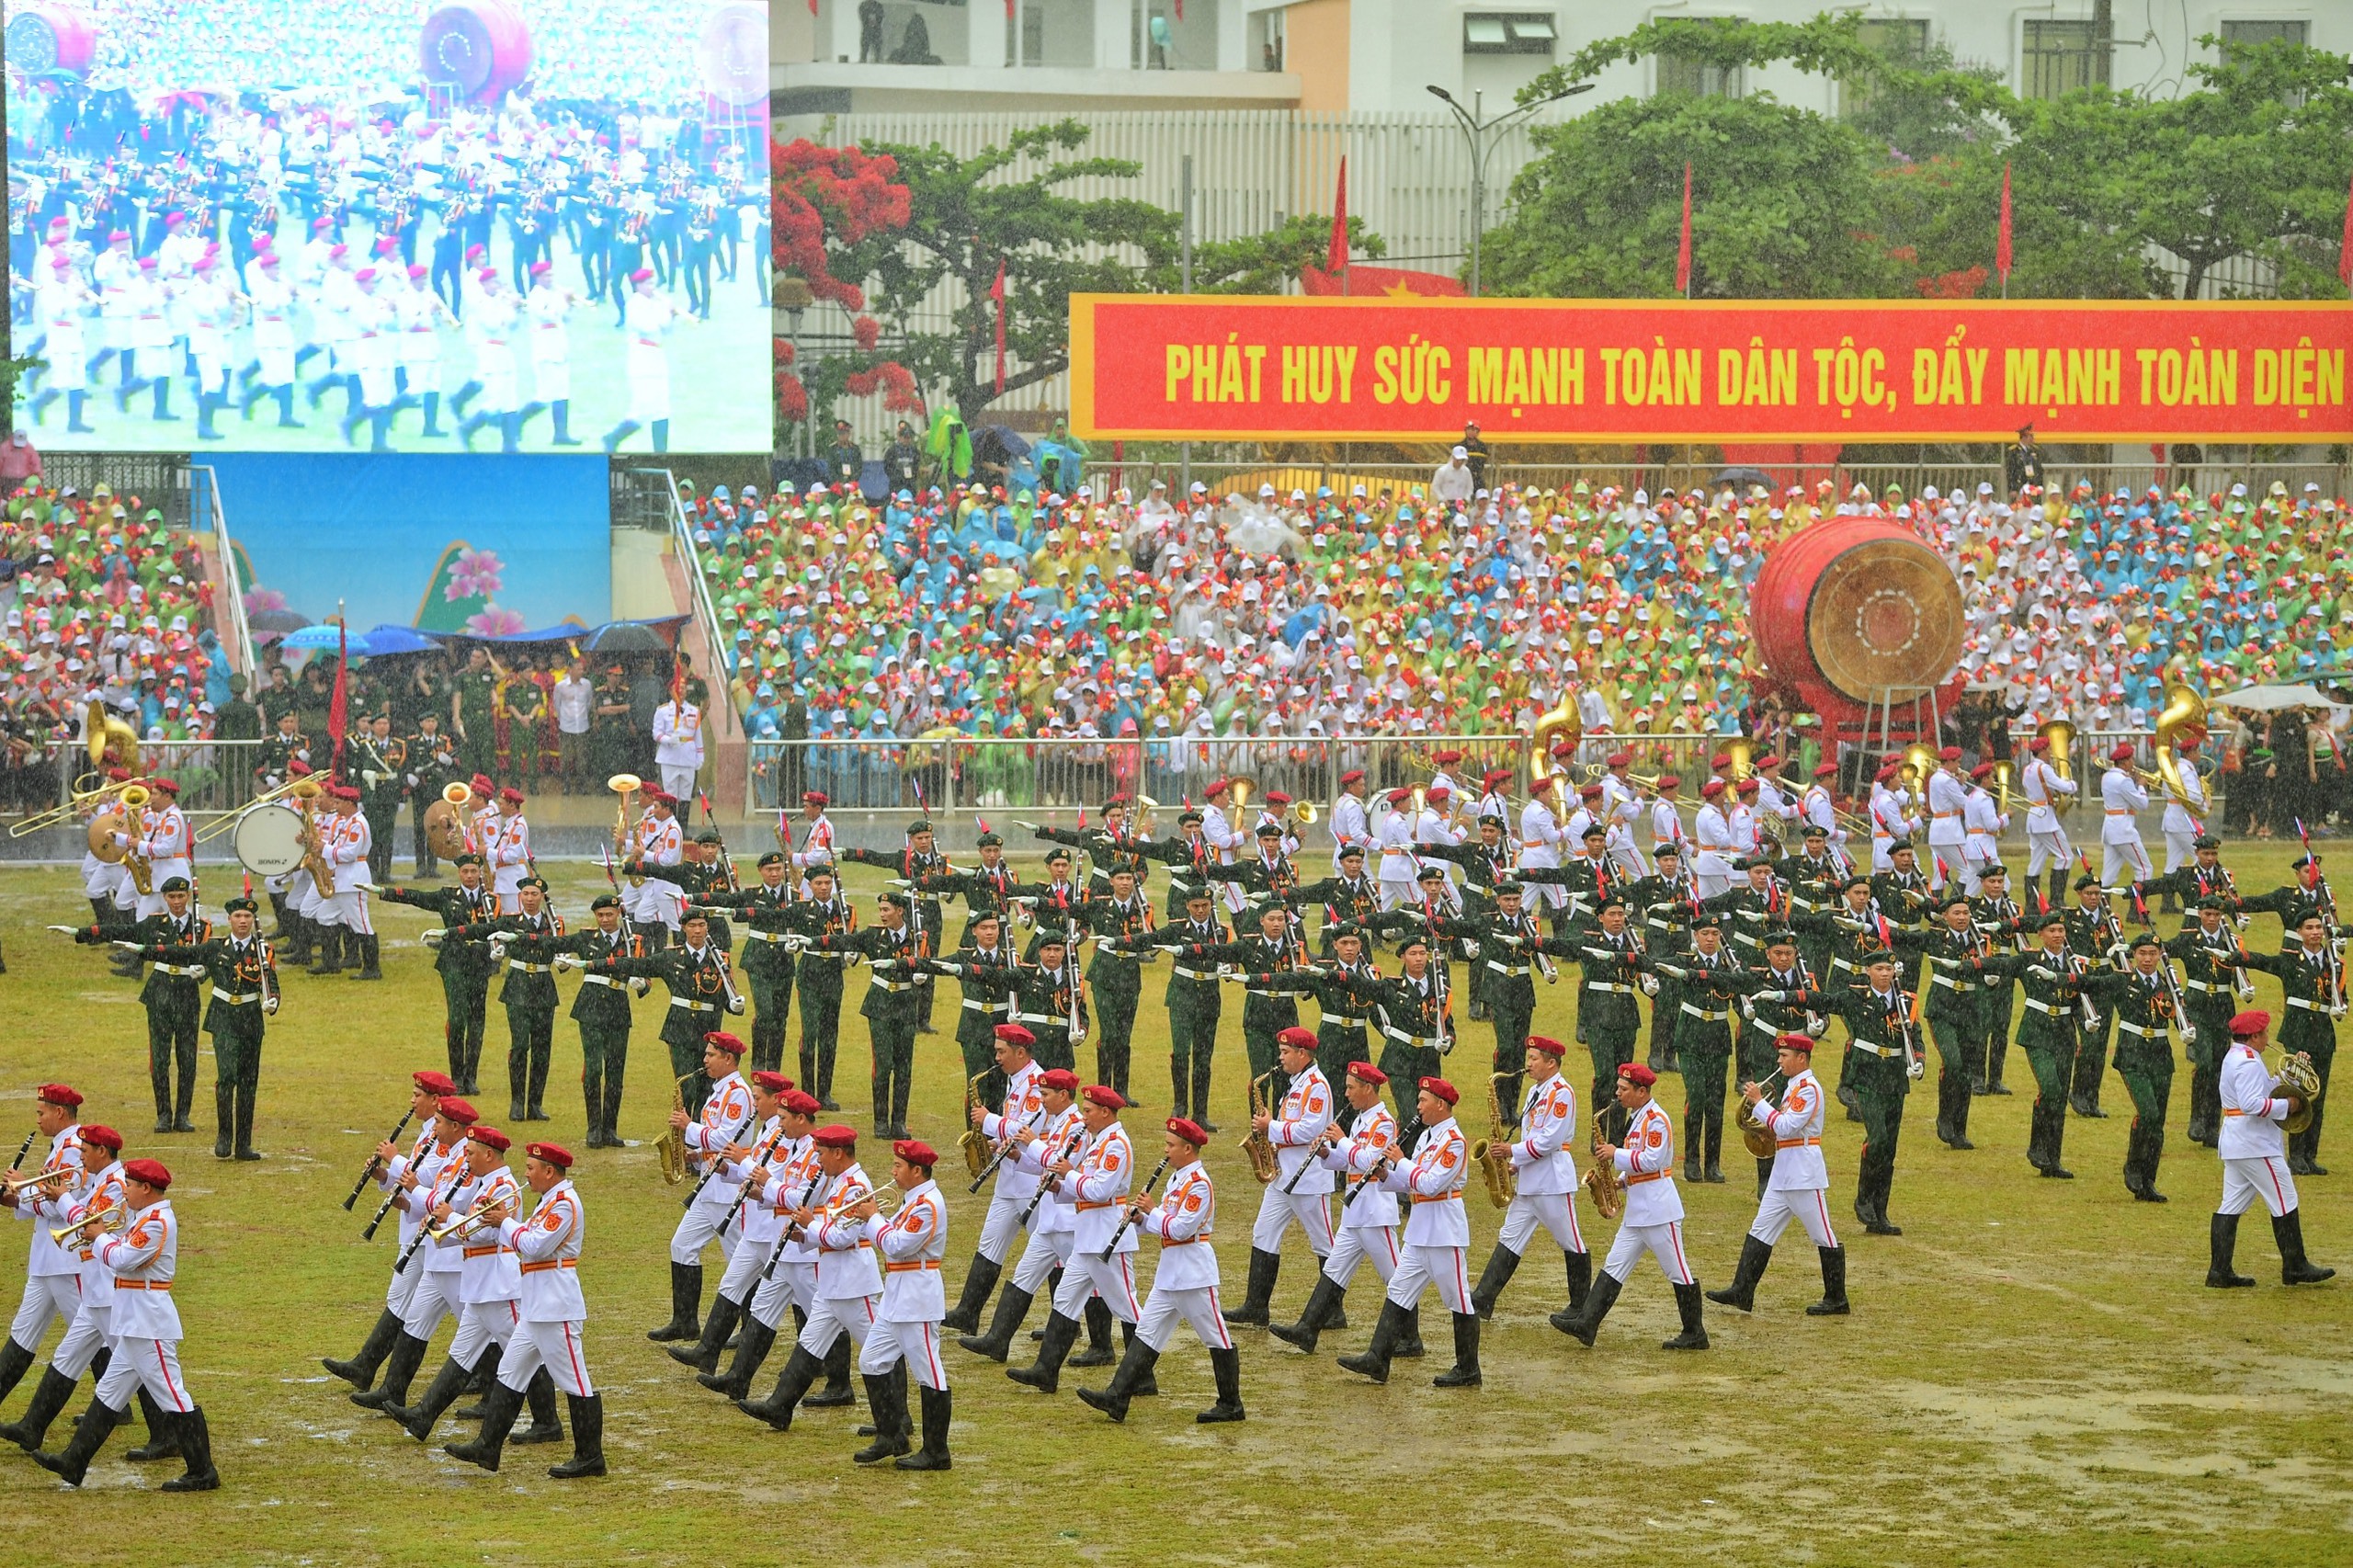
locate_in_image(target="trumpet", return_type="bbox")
[1,1167,72,1196]
[427,1193,509,1243]
[789,1181,903,1239]
[49,1205,121,1244]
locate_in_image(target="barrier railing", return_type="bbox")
[5,738,271,823]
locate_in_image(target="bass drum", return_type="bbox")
[233,802,309,878]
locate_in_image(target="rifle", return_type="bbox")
[1099,1153,1173,1261]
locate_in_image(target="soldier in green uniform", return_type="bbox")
[447,877,566,1122]
[928,931,1086,1075]
[595,906,745,1116]
[802,889,930,1138]
[1292,844,1383,957]
[1112,809,1218,921]
[1969,864,2029,1096]
[1421,881,1552,1110]
[1031,797,1152,896]
[136,895,279,1161]
[1336,930,1456,1122]
[678,832,736,955]
[2091,934,2189,1201]
[353,715,405,884]
[2128,835,2245,928]
[1787,951,1924,1235]
[450,645,502,779]
[1894,895,1997,1151]
[534,892,646,1146]
[1082,866,1155,1102]
[1701,857,1800,972]
[65,876,210,1132]
[379,854,501,1094]
[696,850,796,1074]
[1005,847,1093,963]
[1776,824,1847,984]
[2063,876,2129,1118]
[1647,915,1743,1183]
[839,823,949,1035]
[910,830,1021,945]
[1970,912,2100,1177]
[1538,896,1652,1118]
[1121,886,1229,1126]
[1790,876,1899,1121]
[2238,912,2342,1176]
[1250,924,1380,1093]
[781,866,855,1110]
[1735,929,1824,1191]
[2166,897,2252,1145]
[926,908,1019,1103]
[1185,900,1313,1108]
[1626,845,1695,1074]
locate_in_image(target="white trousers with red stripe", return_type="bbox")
[1323,1223,1398,1289]
[1137,1283,1233,1354]
[1749,1185,1838,1248]
[94,1335,190,1414]
[8,1272,80,1354]
[1497,1190,1586,1257]
[747,1257,816,1331]
[798,1290,878,1357]
[2219,1155,2299,1219]
[1009,1225,1074,1294]
[316,889,373,934]
[1602,1220,1695,1286]
[1250,1185,1334,1256]
[449,1298,521,1369]
[858,1316,949,1390]
[399,1267,460,1340]
[1385,1243,1470,1313]
[50,1301,111,1379]
[497,1317,594,1398]
[1051,1249,1141,1324]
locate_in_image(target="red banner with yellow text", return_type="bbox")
[1068,295,2352,443]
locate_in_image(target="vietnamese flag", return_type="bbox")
[1675,161,1693,295]
[1299,263,1463,298]
[1997,161,2014,286]
[1325,156,1348,284]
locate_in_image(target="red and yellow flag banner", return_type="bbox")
[1068,294,2351,443]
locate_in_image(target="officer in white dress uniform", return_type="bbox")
[1337,1075,1483,1389]
[943,1027,1047,1335]
[2099,743,2154,887]
[2205,1010,2334,1289]
[1465,1036,1592,1322]
[850,1139,954,1469]
[653,695,705,803]
[1552,1062,1711,1352]
[1708,1033,1849,1316]
[1328,770,1373,877]
[1268,1062,1400,1353]
[2019,737,2078,910]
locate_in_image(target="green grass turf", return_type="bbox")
[0,846,2343,1566]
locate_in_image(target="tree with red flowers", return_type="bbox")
[772,138,923,449]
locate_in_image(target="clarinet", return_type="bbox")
[1017,1122,1088,1226]
[756,1167,827,1282]
[1347,1115,1423,1212]
[968,1108,1043,1195]
[1098,1153,1173,1261]
[344,1105,416,1210]
[680,1111,758,1210]
[716,1122,789,1233]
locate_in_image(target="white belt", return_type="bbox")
[581,974,620,988]
[1586,982,1632,994]
[1485,961,1532,977]
[746,930,793,944]
[1383,1029,1445,1047]
[509,961,551,973]
[961,999,1011,1013]
[2115,1020,2165,1038]
[2022,997,2056,1015]
[211,988,261,1005]
[1930,974,1962,990]
[2287,996,2325,1011]
[1849,1040,1899,1057]
[1171,967,1218,982]
[1015,1012,1067,1027]
[2182,979,2220,993]
[670,998,717,1012]
[870,978,915,993]
[1679,1002,1730,1020]
[1324,1015,1370,1029]
[152,964,205,977]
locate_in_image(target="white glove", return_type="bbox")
[1752,989,1788,1004]
[631,977,651,996]
[1639,975,1659,997]
[551,953,585,971]
[1907,1057,1926,1081]
[47,925,77,934]
[422,930,444,951]
[2180,1023,2197,1045]
[263,997,279,1017]
[111,940,142,951]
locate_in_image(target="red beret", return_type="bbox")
[1388,788,1413,806]
[893,1139,938,1167]
[1165,1117,1210,1147]
[994,1023,1036,1049]
[499,786,525,804]
[702,1031,747,1057]
[1813,762,1839,778]
[524,1141,572,1168]
[2110,743,2136,762]
[1083,1085,1126,1110]
[471,774,494,796]
[1203,777,1232,796]
[1735,778,1759,793]
[2228,1010,2270,1039]
[1711,753,1733,769]
[1755,755,1781,769]
[1618,1062,1658,1087]
[1417,1075,1459,1106]
[1347,1062,1388,1085]
[1938,746,1962,762]
[1336,768,1364,786]
[1265,790,1292,806]
[1040,1068,1080,1093]
[120,1157,171,1189]
[1701,779,1726,797]
[2028,737,2050,753]
[1970,763,1995,780]
[750,1070,793,1093]
[1276,1026,1317,1051]
[438,1096,480,1126]
[1656,775,1682,790]
[1426,784,1451,801]
[468,1125,512,1151]
[79,1124,123,1153]
[147,776,180,794]
[802,790,829,807]
[1774,1032,1816,1054]
[1875,764,1899,781]
[781,1090,821,1115]
[413,1070,457,1095]
[35,1084,82,1108]
[1607,751,1632,768]
[1578,783,1604,800]
[1433,749,1463,765]
[329,783,362,801]
[1525,1035,1565,1059]
[813,1124,858,1150]
[1483,767,1515,788]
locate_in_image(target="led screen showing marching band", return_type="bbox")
[5,0,772,454]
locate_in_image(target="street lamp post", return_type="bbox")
[1427,80,1593,297]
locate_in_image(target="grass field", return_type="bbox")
[0,847,2343,1566]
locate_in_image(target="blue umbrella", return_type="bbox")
[279,623,370,655]
[361,624,443,655]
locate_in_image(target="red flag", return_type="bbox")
[1675,162,1693,295]
[2339,166,2353,287]
[1299,263,1463,298]
[808,0,817,13]
[989,258,1006,395]
[326,618,349,778]
[670,647,686,706]
[1997,161,2014,284]
[1325,156,1349,282]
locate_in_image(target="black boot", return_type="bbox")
[0,1367,77,1451]
[1394,1302,1426,1358]
[512,1369,564,1443]
[853,1373,911,1462]
[385,1355,471,1441]
[1006,1310,1080,1393]
[444,1378,523,1471]
[737,1345,820,1431]
[351,1331,428,1410]
[1432,1312,1482,1388]
[804,1336,857,1407]
[702,1314,778,1397]
[1222,1247,1280,1325]
[158,1405,219,1491]
[649,1260,702,1341]
[1808,1246,1851,1314]
[1336,1299,1407,1384]
[671,1291,741,1374]
[31,1399,124,1487]
[2206,1212,2256,1288]
[122,1380,177,1461]
[1565,1248,1593,1315]
[213,1077,235,1161]
[1078,1333,1162,1423]
[1663,1281,1711,1349]
[0,1339,39,1409]
[1552,1270,1622,1346]
[1269,1275,1344,1353]
[549,1392,605,1478]
[1469,1244,1520,1321]
[453,1342,503,1420]
[1705,1235,1773,1312]
[1069,1297,1116,1367]
[1199,1346,1246,1422]
[941,1254,1000,1334]
[233,1082,262,1161]
[352,933,382,980]
[958,1285,1032,1362]
[2275,1210,2336,1285]
[898,1383,952,1469]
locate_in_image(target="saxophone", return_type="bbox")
[1470,1072,1517,1209]
[959,1068,994,1179]
[1239,1070,1279,1184]
[656,1073,695,1185]
[1581,1109,1626,1220]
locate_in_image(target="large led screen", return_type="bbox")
[6,0,771,453]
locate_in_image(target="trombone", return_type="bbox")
[10,776,136,836]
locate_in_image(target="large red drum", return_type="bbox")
[6,4,100,78]
[418,0,533,105]
[1750,517,1964,713]
[698,2,768,108]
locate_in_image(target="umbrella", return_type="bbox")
[586,621,675,654]
[246,608,309,636]
[279,623,369,654]
[2210,683,2347,712]
[360,624,442,656]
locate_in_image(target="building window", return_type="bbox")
[1463,12,1557,57]
[1655,18,1743,98]
[1842,17,1929,117]
[1251,5,1284,71]
[2020,18,2109,101]
[2220,20,2310,48]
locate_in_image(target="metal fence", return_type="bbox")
[6,739,269,823]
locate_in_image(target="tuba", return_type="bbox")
[2039,719,2076,787]
[1239,1070,1279,1184]
[1897,741,1938,794]
[2279,1051,2324,1136]
[609,772,648,886]
[1725,736,1756,782]
[1530,697,1582,824]
[2154,685,2210,805]
[291,777,332,889]
[1469,1072,1517,1209]
[959,1068,994,1179]
[1581,1108,1626,1220]
[657,1072,696,1185]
